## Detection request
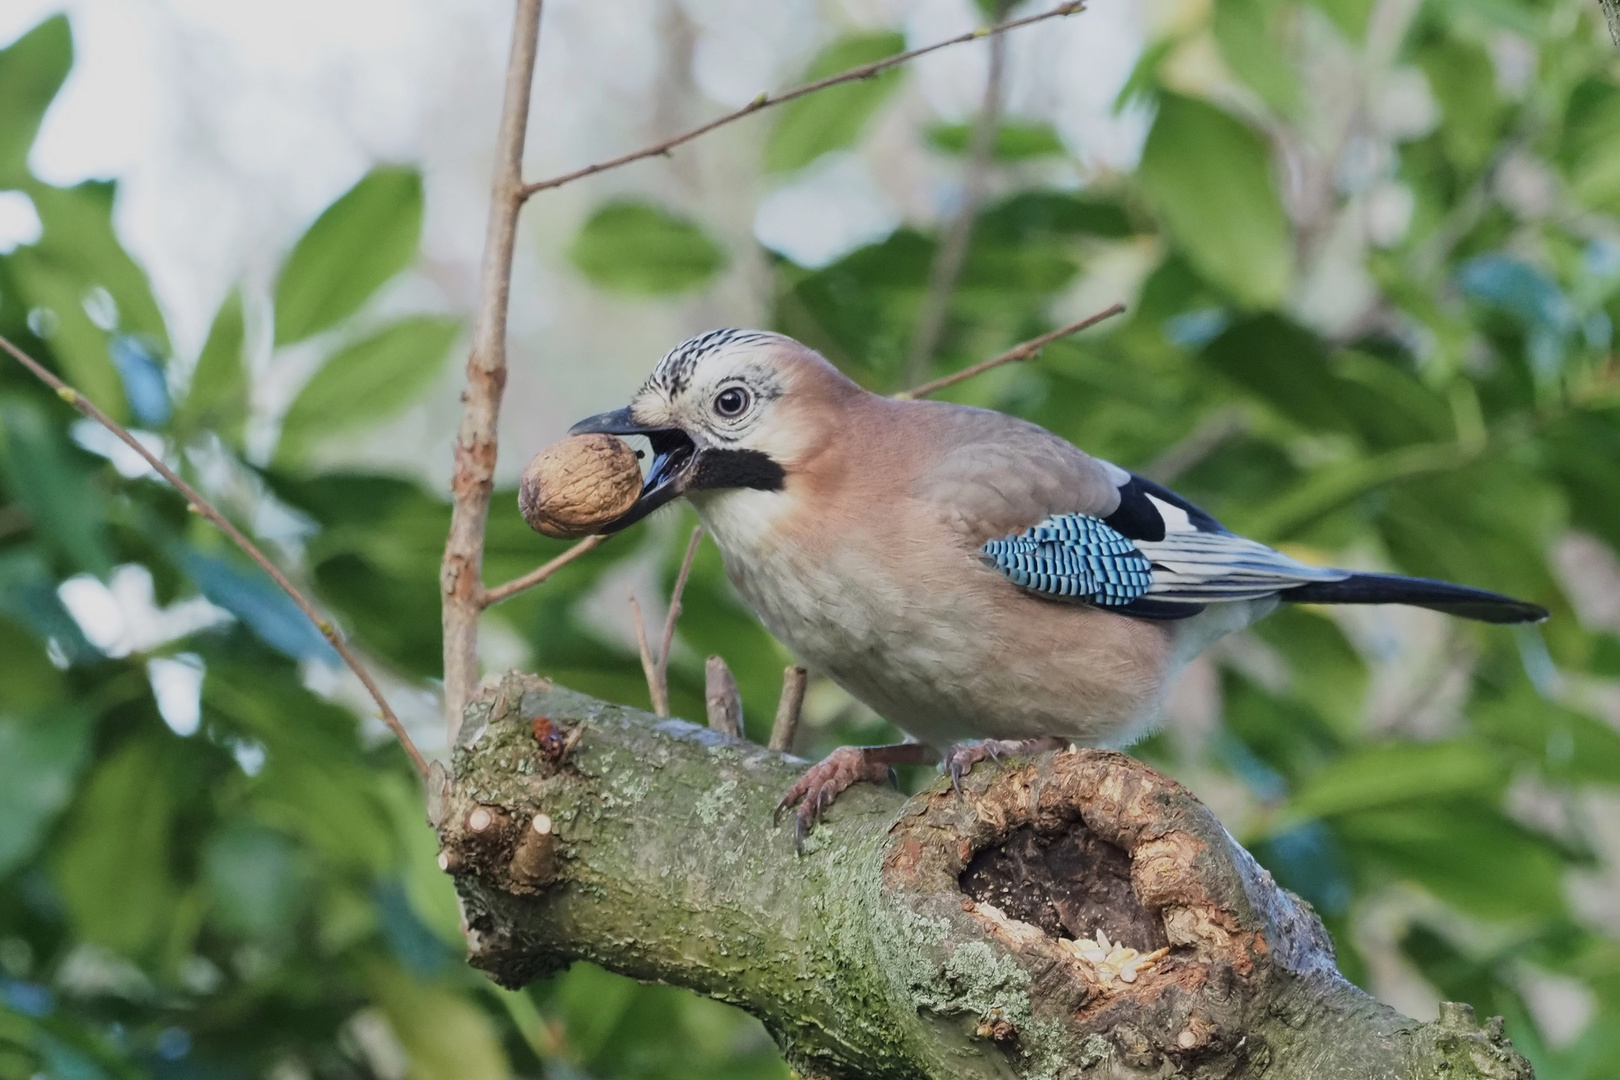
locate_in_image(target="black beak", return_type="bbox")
[568,409,698,533]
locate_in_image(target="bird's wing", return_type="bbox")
[909,405,1129,543]
[904,406,1349,619]
[980,472,1350,619]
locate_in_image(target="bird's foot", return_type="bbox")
[776,743,935,853]
[945,736,1068,796]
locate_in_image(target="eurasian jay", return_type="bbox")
[570,329,1548,844]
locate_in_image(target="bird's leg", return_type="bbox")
[776,743,937,851]
[944,736,1068,795]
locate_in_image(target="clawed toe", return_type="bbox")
[944,737,1068,797]
[775,745,902,853]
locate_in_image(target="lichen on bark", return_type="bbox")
[432,672,1536,1080]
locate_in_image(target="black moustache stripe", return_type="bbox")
[688,448,785,492]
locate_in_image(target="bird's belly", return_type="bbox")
[699,498,1173,747]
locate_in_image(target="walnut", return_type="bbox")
[518,434,642,538]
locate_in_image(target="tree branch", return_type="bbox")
[767,665,807,753]
[704,655,743,737]
[481,535,604,608]
[903,24,1009,387]
[517,2,1086,200]
[439,676,1536,1080]
[627,591,667,717]
[0,334,429,778]
[657,525,704,687]
[897,303,1126,400]
[442,0,545,740]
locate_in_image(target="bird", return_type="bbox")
[569,328,1549,846]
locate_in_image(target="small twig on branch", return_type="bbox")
[628,591,668,716]
[768,665,808,753]
[481,535,605,608]
[0,334,430,779]
[518,2,1086,199]
[902,21,1008,387]
[896,302,1126,400]
[704,655,743,738]
[442,0,545,741]
[656,525,704,685]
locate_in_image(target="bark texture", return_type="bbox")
[432,673,1536,1080]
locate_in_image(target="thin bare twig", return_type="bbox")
[896,303,1126,400]
[656,525,704,683]
[0,334,430,778]
[627,591,668,716]
[518,2,1086,199]
[442,0,545,740]
[481,535,605,607]
[704,655,743,738]
[902,24,1008,387]
[768,665,808,753]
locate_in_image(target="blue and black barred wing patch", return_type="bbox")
[981,514,1154,606]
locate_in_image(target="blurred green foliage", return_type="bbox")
[4,3,1620,1079]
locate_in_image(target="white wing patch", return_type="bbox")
[1136,495,1349,602]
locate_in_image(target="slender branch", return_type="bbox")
[442,0,545,740]
[902,25,1008,387]
[627,591,668,716]
[704,655,743,738]
[481,535,604,608]
[0,334,429,778]
[896,302,1125,400]
[517,2,1086,200]
[656,525,704,684]
[767,665,808,753]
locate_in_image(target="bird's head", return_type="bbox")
[568,329,859,532]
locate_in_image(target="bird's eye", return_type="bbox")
[713,386,751,418]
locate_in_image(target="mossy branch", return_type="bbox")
[434,674,1535,1080]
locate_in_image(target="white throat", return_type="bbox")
[687,487,793,556]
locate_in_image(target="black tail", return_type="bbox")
[1279,573,1548,624]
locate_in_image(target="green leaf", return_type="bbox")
[1307,0,1375,39]
[9,181,172,416]
[1419,37,1499,172]
[764,32,906,173]
[176,288,247,442]
[925,121,1067,161]
[272,167,423,346]
[0,16,72,186]
[1280,740,1506,826]
[1138,93,1292,308]
[1562,82,1620,216]
[1200,315,1344,429]
[568,202,727,295]
[377,773,463,945]
[976,191,1136,241]
[1337,805,1567,919]
[367,963,511,1080]
[276,315,459,465]
[51,736,177,955]
[0,397,111,575]
[0,707,94,876]
[1472,684,1620,787]
[1213,0,1300,116]
[202,821,309,937]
